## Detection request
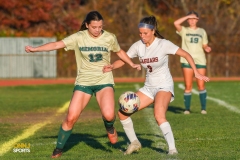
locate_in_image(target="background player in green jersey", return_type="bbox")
[174,11,211,115]
[25,11,141,158]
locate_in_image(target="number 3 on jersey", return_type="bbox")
[147,65,152,72]
[89,53,103,62]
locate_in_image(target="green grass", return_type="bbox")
[0,82,240,159]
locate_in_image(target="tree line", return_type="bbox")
[1,0,239,77]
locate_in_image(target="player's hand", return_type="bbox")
[102,64,114,73]
[131,64,141,71]
[195,72,210,82]
[188,14,199,20]
[25,46,36,53]
[204,46,211,53]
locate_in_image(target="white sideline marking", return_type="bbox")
[178,83,240,113]
[134,84,166,148]
[0,101,70,156]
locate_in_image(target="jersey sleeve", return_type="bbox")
[62,33,78,51]
[126,42,139,58]
[163,40,179,55]
[202,29,209,45]
[110,34,121,52]
[176,26,186,36]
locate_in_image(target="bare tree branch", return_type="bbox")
[180,0,189,14]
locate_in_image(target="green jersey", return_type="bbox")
[62,30,120,86]
[176,26,208,65]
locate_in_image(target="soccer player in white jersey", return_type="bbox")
[174,11,211,115]
[25,11,141,158]
[103,15,209,155]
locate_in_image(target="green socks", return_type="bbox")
[102,117,115,134]
[184,92,192,110]
[184,90,207,111]
[199,89,207,110]
[56,126,72,149]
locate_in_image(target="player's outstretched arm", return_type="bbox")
[25,41,66,53]
[102,60,125,73]
[175,48,210,82]
[115,49,141,70]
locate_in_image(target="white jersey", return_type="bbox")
[127,38,179,89]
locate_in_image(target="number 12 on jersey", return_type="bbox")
[88,53,103,62]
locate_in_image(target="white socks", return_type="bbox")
[159,122,176,151]
[120,117,138,143]
[121,118,176,151]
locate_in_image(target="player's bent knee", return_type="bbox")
[65,117,78,126]
[102,113,115,121]
[102,116,116,128]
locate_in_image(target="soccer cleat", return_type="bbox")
[168,148,178,155]
[124,140,141,155]
[51,148,63,158]
[201,110,207,114]
[107,127,118,144]
[184,110,190,114]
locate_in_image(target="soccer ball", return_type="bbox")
[118,91,140,114]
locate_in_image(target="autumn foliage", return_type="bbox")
[1,0,240,77]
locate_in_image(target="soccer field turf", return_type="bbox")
[0,81,240,159]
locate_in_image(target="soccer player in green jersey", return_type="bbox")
[25,11,141,158]
[174,11,211,115]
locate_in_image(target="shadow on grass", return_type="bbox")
[43,133,113,153]
[117,132,167,154]
[147,104,184,114]
[168,105,185,114]
[43,131,168,154]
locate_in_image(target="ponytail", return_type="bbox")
[80,20,87,31]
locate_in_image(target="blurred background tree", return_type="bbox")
[0,0,239,77]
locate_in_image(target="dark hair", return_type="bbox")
[187,11,199,17]
[139,16,164,39]
[80,11,103,31]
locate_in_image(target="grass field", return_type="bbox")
[0,81,240,160]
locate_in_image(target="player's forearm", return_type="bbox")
[116,49,134,67]
[174,16,188,27]
[112,60,125,69]
[184,53,198,73]
[33,41,65,52]
[176,48,198,72]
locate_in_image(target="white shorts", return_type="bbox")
[139,86,175,102]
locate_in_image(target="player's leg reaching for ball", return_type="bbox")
[119,116,142,155]
[119,89,178,155]
[96,85,118,144]
[52,90,91,158]
[118,90,153,155]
